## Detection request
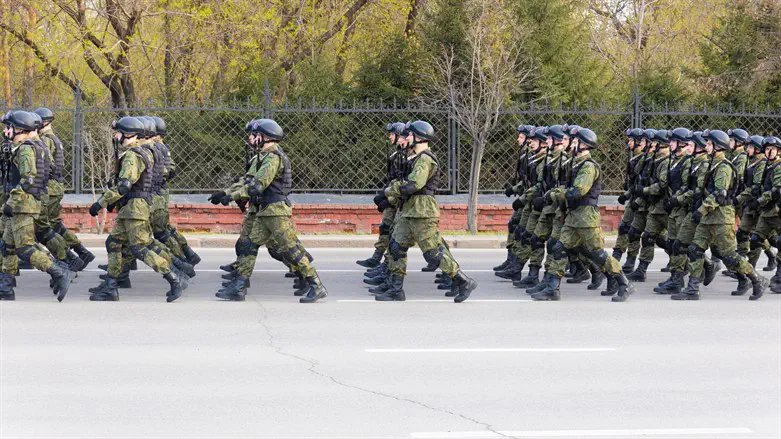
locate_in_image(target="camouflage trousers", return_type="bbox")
[545,213,566,272]
[689,223,753,278]
[237,215,316,278]
[374,206,397,253]
[748,215,781,267]
[505,206,524,249]
[549,225,622,278]
[670,212,697,273]
[739,210,774,265]
[31,194,69,261]
[530,212,555,267]
[613,204,640,258]
[389,216,459,277]
[150,195,186,260]
[666,209,688,273]
[45,192,83,248]
[2,212,54,274]
[639,212,668,263]
[628,209,648,257]
[512,208,540,266]
[106,218,171,278]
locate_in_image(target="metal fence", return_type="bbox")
[4,89,781,195]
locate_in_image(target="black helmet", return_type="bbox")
[653,129,672,144]
[704,129,730,150]
[670,128,692,142]
[33,107,54,124]
[385,122,405,135]
[692,131,707,149]
[152,116,167,137]
[642,128,657,140]
[251,118,285,141]
[548,124,568,141]
[517,124,534,135]
[573,127,598,148]
[762,136,781,150]
[114,116,146,137]
[406,120,435,142]
[29,112,43,130]
[531,126,549,141]
[3,111,39,132]
[245,119,258,133]
[566,125,581,136]
[728,128,749,144]
[137,116,157,138]
[626,128,643,139]
[749,135,765,151]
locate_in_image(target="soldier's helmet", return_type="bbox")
[152,116,167,137]
[704,129,730,150]
[33,107,55,124]
[245,119,257,133]
[642,128,657,140]
[670,128,692,142]
[727,128,750,144]
[572,127,598,148]
[137,116,157,139]
[29,112,43,130]
[251,118,285,141]
[3,111,39,132]
[653,129,672,144]
[762,136,781,150]
[748,135,765,152]
[517,124,534,135]
[532,126,550,141]
[626,128,643,139]
[385,122,406,135]
[547,124,568,141]
[566,125,581,136]
[406,120,435,142]
[692,131,707,149]
[114,116,146,137]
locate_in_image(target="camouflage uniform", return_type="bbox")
[663,154,693,277]
[626,148,657,271]
[613,152,645,260]
[633,148,671,274]
[749,156,781,267]
[30,134,70,262]
[737,154,770,263]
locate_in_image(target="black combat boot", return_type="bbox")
[300,275,328,303]
[216,276,249,301]
[656,272,674,289]
[587,265,606,290]
[284,271,297,278]
[101,267,132,288]
[660,262,671,273]
[65,250,85,272]
[129,259,138,270]
[702,258,716,286]
[0,273,15,301]
[180,245,200,266]
[495,259,524,281]
[564,261,576,278]
[621,255,636,274]
[525,273,552,295]
[452,271,477,303]
[172,257,196,278]
[375,275,405,301]
[627,260,649,282]
[493,250,513,272]
[220,262,237,272]
[47,261,75,302]
[731,274,750,296]
[771,264,781,284]
[98,263,108,271]
[294,274,309,296]
[747,270,769,301]
[442,276,458,297]
[364,273,387,286]
[531,275,561,301]
[611,273,635,302]
[763,251,777,271]
[364,263,388,279]
[164,271,183,302]
[672,276,701,300]
[73,244,95,270]
[655,271,684,295]
[368,277,392,295]
[421,260,438,272]
[437,276,453,291]
[611,248,623,263]
[89,277,119,301]
[356,248,383,268]
[600,276,617,296]
[515,265,540,287]
[565,261,590,284]
[222,269,239,281]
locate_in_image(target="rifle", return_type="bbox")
[244,140,252,172]
[514,139,528,188]
[112,137,120,185]
[624,143,633,192]
[1,137,9,194]
[697,151,717,211]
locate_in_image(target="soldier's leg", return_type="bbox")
[14,214,74,301]
[500,206,533,279]
[512,211,546,286]
[0,217,17,299]
[496,207,523,270]
[673,224,712,300]
[576,226,631,302]
[34,201,68,262]
[151,201,185,260]
[713,223,769,300]
[655,214,686,294]
[738,211,757,258]
[629,213,666,281]
[530,224,576,301]
[624,211,647,272]
[377,216,416,301]
[612,206,635,259]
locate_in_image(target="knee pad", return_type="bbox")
[551,240,566,260]
[589,248,609,267]
[16,245,36,262]
[129,244,149,261]
[52,221,67,235]
[530,235,546,251]
[721,252,742,268]
[236,238,257,257]
[267,247,284,262]
[736,228,750,243]
[750,233,765,250]
[617,221,631,236]
[687,244,705,261]
[671,239,682,256]
[546,238,556,254]
[105,235,121,253]
[283,245,306,264]
[389,241,409,261]
[153,229,171,243]
[422,244,445,266]
[641,232,656,247]
[711,246,722,261]
[379,223,391,236]
[657,236,670,252]
[628,227,643,242]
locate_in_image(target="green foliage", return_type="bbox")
[350,36,420,102]
[638,67,690,107]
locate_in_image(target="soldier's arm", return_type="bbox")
[166,147,178,180]
[16,145,37,193]
[99,152,143,207]
[240,153,280,199]
[558,161,596,202]
[643,158,669,196]
[398,156,434,196]
[700,165,730,214]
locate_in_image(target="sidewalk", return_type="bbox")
[75,233,619,249]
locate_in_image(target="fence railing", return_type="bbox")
[4,88,781,195]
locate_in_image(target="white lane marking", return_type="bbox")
[366,348,616,353]
[410,427,753,438]
[339,299,531,303]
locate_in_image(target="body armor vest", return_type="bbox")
[407,150,440,196]
[745,157,762,194]
[122,147,153,205]
[146,142,166,195]
[762,160,781,193]
[387,150,406,182]
[706,159,738,204]
[259,148,293,208]
[8,141,46,199]
[567,159,601,209]
[668,156,690,194]
[41,133,65,183]
[154,141,172,189]
[542,153,562,190]
[32,140,51,195]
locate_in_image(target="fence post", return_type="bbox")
[448,112,458,195]
[72,84,83,194]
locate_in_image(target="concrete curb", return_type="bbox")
[76,234,619,249]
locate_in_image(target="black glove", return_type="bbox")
[629,199,640,211]
[514,226,525,241]
[544,191,555,205]
[377,199,391,213]
[504,184,515,198]
[617,194,627,205]
[373,193,387,207]
[749,199,761,210]
[692,210,702,224]
[237,199,247,213]
[511,198,523,210]
[532,197,545,211]
[2,203,12,217]
[663,199,673,213]
[208,191,226,205]
[220,194,232,206]
[89,202,102,217]
[106,202,116,213]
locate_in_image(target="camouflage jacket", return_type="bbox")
[642,149,672,215]
[698,152,737,225]
[237,144,292,218]
[385,148,439,219]
[8,140,41,214]
[98,142,154,220]
[758,156,781,218]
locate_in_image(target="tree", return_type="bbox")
[424,0,531,233]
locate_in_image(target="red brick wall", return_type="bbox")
[62,204,626,234]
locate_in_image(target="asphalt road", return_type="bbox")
[1,248,780,439]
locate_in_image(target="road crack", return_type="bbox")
[250,298,516,439]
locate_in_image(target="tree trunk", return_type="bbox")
[0,0,10,103]
[467,135,485,234]
[24,6,36,105]
[163,12,175,103]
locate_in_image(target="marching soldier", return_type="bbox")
[748,136,781,294]
[87,116,184,302]
[672,129,768,300]
[623,129,657,273]
[375,120,476,302]
[532,127,634,302]
[216,119,327,303]
[738,135,776,270]
[0,111,76,301]
[34,108,95,270]
[612,129,645,266]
